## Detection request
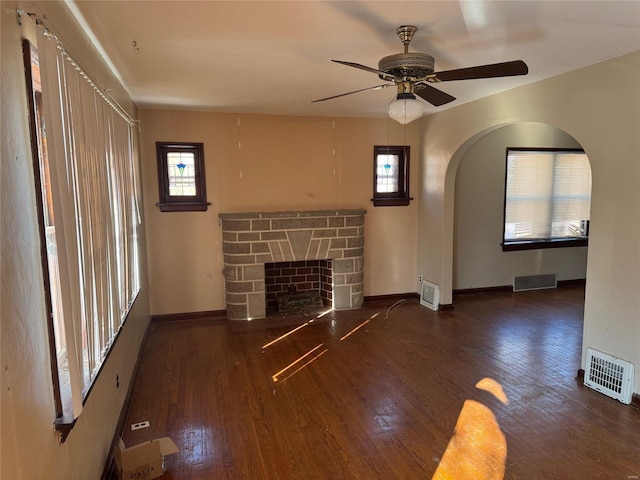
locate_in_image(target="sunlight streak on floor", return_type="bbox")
[277,348,329,384]
[339,319,371,341]
[272,343,325,383]
[262,321,311,350]
[316,308,333,318]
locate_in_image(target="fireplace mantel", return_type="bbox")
[219,209,366,320]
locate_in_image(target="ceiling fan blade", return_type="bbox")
[415,84,456,106]
[331,60,397,81]
[431,60,528,82]
[312,84,392,103]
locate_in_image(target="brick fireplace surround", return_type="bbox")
[219,210,366,320]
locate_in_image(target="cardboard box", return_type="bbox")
[114,437,179,479]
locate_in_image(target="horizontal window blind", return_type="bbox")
[504,149,591,242]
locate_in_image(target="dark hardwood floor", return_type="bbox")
[118,285,640,479]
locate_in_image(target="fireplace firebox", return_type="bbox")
[264,260,333,314]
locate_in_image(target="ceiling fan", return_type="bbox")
[313,25,529,124]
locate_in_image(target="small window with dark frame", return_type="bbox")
[502,147,591,251]
[156,142,209,212]
[372,145,412,207]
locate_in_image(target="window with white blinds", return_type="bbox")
[503,149,591,249]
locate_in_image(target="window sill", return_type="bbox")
[502,238,588,251]
[371,197,413,207]
[54,413,77,443]
[157,201,210,212]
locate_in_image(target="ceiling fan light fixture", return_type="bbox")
[388,93,424,125]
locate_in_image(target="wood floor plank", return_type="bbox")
[116,285,640,479]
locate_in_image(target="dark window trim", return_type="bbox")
[502,238,588,251]
[23,39,64,420]
[156,142,209,212]
[372,145,413,207]
[372,197,413,207]
[501,147,589,251]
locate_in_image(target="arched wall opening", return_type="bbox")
[449,122,589,292]
[435,121,593,304]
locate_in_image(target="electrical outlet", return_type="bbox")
[131,421,150,431]
[419,275,423,282]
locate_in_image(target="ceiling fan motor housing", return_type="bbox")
[378,53,435,79]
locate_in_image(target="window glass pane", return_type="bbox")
[167,152,196,196]
[376,154,399,193]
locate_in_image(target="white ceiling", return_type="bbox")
[68,0,640,119]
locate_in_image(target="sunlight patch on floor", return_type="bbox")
[432,377,508,480]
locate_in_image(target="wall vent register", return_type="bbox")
[584,348,634,404]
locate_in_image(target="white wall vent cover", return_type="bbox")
[420,280,440,311]
[513,273,557,292]
[584,348,634,404]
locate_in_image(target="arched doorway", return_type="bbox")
[450,122,590,292]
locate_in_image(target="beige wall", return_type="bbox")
[418,51,640,393]
[139,111,420,315]
[454,122,587,289]
[1,2,150,479]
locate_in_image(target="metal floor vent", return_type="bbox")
[513,273,557,292]
[584,348,634,404]
[420,280,440,311]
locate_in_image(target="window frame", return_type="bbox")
[22,39,64,420]
[156,142,209,212]
[501,147,590,251]
[372,145,412,207]
[22,34,141,441]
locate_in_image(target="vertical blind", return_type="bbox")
[504,149,591,241]
[37,25,140,419]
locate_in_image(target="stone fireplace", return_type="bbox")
[219,209,366,320]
